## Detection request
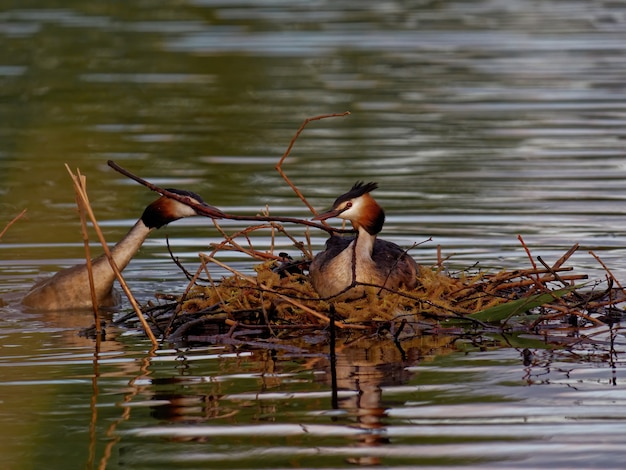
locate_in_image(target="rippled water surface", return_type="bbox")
[2,1,626,468]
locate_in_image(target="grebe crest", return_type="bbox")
[321,181,385,235]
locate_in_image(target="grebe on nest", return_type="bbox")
[309,182,418,299]
[22,189,224,311]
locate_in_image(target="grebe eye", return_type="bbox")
[345,202,352,208]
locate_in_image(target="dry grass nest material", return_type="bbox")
[125,240,626,344]
[182,262,505,323]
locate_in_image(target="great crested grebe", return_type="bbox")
[309,182,418,299]
[21,189,224,312]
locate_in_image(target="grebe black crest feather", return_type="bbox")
[334,181,378,207]
[166,188,206,202]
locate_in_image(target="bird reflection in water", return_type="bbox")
[143,335,455,464]
[319,334,455,465]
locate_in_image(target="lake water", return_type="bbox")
[1,1,626,468]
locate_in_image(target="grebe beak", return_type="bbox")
[312,208,343,221]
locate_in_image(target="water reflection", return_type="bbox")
[2,307,623,468]
[138,335,457,466]
[321,335,453,466]
[111,330,626,467]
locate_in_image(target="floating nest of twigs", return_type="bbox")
[107,113,626,347]
[112,235,626,348]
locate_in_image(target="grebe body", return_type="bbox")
[309,182,418,299]
[21,189,223,311]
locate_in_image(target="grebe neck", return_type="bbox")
[353,225,376,260]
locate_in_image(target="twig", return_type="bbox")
[274,111,351,216]
[434,243,458,268]
[552,243,579,270]
[165,235,199,281]
[517,235,538,272]
[208,220,312,263]
[517,235,548,293]
[0,209,27,240]
[162,255,213,338]
[209,222,273,260]
[589,250,626,296]
[485,266,573,280]
[106,160,224,219]
[533,308,604,327]
[490,274,588,292]
[537,255,585,300]
[378,241,423,295]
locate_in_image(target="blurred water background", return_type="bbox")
[1,1,626,468]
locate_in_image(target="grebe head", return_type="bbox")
[141,188,225,229]
[313,181,385,235]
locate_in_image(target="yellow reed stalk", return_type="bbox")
[69,170,100,332]
[64,164,158,346]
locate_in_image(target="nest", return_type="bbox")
[85,114,626,348]
[114,231,626,348]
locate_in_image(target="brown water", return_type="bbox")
[1,1,626,468]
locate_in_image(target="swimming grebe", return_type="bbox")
[309,182,418,299]
[21,189,224,311]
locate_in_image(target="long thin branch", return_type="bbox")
[274,111,351,216]
[589,250,626,295]
[0,209,27,240]
[107,160,352,234]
